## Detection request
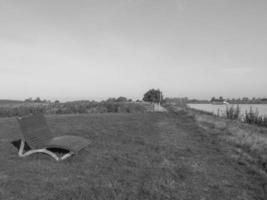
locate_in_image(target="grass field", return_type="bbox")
[0,111,266,199]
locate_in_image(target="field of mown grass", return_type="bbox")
[0,112,266,200]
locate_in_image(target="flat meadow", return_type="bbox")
[0,110,266,199]
[0,112,174,200]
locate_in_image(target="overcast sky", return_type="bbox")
[0,0,266,101]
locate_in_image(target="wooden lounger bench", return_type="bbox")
[15,114,90,161]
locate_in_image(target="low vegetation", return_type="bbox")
[0,101,152,118]
[0,92,158,118]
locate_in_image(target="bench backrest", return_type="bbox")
[17,114,53,149]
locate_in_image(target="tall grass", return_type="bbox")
[224,105,267,127]
[225,105,241,120]
[244,107,267,127]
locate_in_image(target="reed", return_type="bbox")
[225,105,240,120]
[244,107,267,127]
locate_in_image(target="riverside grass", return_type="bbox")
[244,107,267,126]
[225,105,241,120]
[225,105,267,127]
[193,109,267,174]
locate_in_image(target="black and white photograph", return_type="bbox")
[0,0,267,199]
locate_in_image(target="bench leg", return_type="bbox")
[60,152,74,160]
[18,140,60,161]
[18,140,74,161]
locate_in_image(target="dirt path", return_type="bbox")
[152,111,267,200]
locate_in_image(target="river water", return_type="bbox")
[187,104,267,117]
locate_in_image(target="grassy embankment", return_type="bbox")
[184,105,267,177]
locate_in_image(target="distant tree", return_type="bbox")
[143,89,163,103]
[219,96,224,101]
[116,97,128,102]
[106,98,116,102]
[54,100,60,104]
[34,97,42,103]
[242,97,249,102]
[211,97,216,102]
[25,97,33,102]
